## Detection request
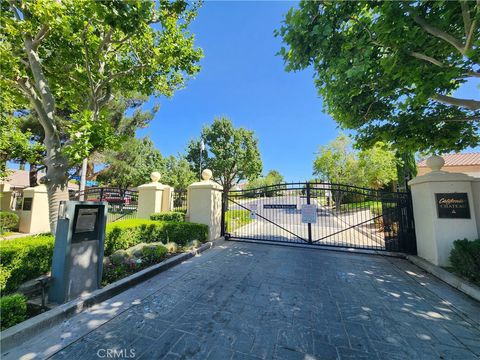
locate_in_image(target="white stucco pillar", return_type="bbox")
[408,155,478,266]
[0,183,13,211]
[137,172,170,219]
[18,184,50,233]
[187,169,223,241]
[161,185,174,212]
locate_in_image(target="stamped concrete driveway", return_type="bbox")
[7,241,480,360]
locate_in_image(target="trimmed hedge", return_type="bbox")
[150,212,185,222]
[0,293,27,330]
[105,219,208,255]
[0,235,54,293]
[0,211,19,232]
[449,239,480,285]
[0,219,208,293]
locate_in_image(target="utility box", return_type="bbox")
[49,201,108,304]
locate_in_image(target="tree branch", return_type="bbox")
[24,38,56,120]
[460,0,472,38]
[413,15,464,54]
[15,77,56,137]
[31,24,50,50]
[432,93,480,110]
[410,52,444,67]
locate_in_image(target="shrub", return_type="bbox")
[0,235,54,293]
[0,293,27,330]
[150,212,185,222]
[449,239,480,285]
[142,243,168,262]
[0,219,207,292]
[0,211,20,232]
[104,219,208,255]
[164,242,179,253]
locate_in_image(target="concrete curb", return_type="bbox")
[227,238,405,258]
[407,255,480,302]
[0,239,221,352]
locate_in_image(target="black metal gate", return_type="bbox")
[222,182,416,254]
[70,187,138,223]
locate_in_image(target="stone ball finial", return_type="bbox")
[426,155,445,172]
[150,171,161,183]
[201,169,212,181]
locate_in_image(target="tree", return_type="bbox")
[162,155,197,190]
[313,134,398,208]
[186,117,263,197]
[313,134,361,186]
[1,0,202,232]
[277,1,479,154]
[97,137,164,189]
[358,142,398,190]
[0,116,43,181]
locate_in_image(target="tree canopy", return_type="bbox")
[246,170,285,190]
[313,134,398,190]
[162,155,197,190]
[1,0,202,231]
[277,1,480,153]
[186,117,263,194]
[97,137,163,189]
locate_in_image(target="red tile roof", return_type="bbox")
[418,153,480,167]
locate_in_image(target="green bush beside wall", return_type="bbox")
[0,293,27,330]
[449,239,480,285]
[150,212,185,222]
[0,235,54,293]
[0,219,208,293]
[105,219,208,255]
[0,211,20,233]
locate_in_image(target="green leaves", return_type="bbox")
[313,134,398,189]
[2,0,203,169]
[278,1,480,153]
[186,117,263,190]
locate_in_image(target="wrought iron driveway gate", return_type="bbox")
[222,182,416,254]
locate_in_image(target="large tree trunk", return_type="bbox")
[29,163,38,187]
[43,133,69,234]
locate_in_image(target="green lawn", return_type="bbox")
[225,210,252,233]
[339,201,381,213]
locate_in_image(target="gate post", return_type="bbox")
[137,172,170,219]
[408,155,478,266]
[18,185,50,233]
[306,182,312,244]
[187,169,223,241]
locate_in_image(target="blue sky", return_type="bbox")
[138,1,479,182]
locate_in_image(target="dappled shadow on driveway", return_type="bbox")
[8,242,480,360]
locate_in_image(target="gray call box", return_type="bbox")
[49,201,108,304]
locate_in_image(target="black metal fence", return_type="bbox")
[70,187,138,223]
[223,182,416,254]
[173,189,188,212]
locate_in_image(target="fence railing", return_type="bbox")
[173,189,188,213]
[70,187,138,223]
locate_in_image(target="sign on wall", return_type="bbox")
[301,204,317,223]
[435,193,470,219]
[263,204,297,209]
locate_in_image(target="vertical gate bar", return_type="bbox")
[221,191,226,238]
[307,182,312,244]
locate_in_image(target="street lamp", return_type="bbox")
[199,139,205,180]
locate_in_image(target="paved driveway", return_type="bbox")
[7,241,480,360]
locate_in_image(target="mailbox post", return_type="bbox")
[49,201,108,304]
